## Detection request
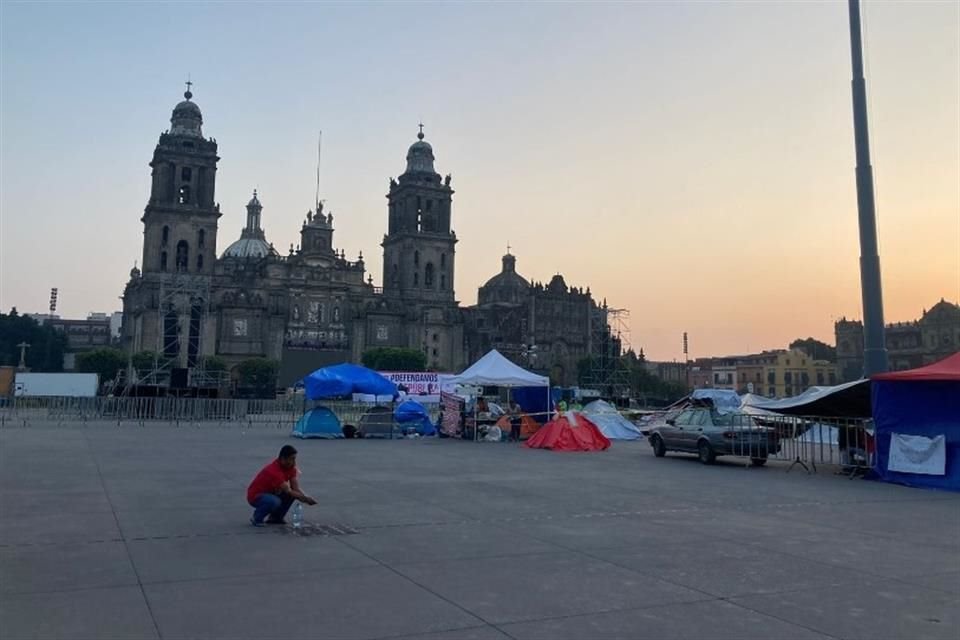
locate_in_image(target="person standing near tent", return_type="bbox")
[247,445,317,526]
[508,400,522,442]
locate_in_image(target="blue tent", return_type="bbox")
[872,353,960,491]
[303,364,398,400]
[292,407,343,439]
[394,400,436,436]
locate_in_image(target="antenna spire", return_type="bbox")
[315,131,322,212]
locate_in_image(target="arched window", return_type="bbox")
[162,226,169,245]
[160,251,168,272]
[175,240,189,272]
[198,229,205,248]
[178,185,191,205]
[425,263,435,288]
[414,272,419,286]
[440,253,446,268]
[196,254,204,271]
[440,274,446,290]
[414,251,419,266]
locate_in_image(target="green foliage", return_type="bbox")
[577,353,687,407]
[236,358,280,397]
[789,337,836,362]
[0,308,67,371]
[75,348,127,385]
[361,347,427,372]
[131,351,158,372]
[201,355,227,373]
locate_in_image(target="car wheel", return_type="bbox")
[651,435,666,458]
[750,456,767,467]
[697,440,716,465]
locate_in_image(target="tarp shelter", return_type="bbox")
[292,407,343,439]
[303,364,398,400]
[871,352,960,491]
[691,389,742,414]
[525,412,611,451]
[739,379,872,418]
[394,400,436,436]
[582,400,644,440]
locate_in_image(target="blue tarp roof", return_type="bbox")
[303,364,399,400]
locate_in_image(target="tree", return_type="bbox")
[201,355,227,374]
[75,348,127,387]
[790,337,836,362]
[131,351,158,372]
[0,308,67,372]
[236,358,280,398]
[362,347,426,372]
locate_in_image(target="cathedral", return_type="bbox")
[121,88,613,389]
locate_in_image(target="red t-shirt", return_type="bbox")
[246,459,298,504]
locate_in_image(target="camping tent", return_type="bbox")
[394,400,436,436]
[525,412,610,451]
[359,405,399,438]
[292,407,342,439]
[871,352,960,491]
[303,364,398,400]
[582,400,643,440]
[448,350,551,436]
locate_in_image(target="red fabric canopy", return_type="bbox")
[524,413,611,451]
[872,351,960,382]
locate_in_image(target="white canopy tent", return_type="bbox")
[448,349,549,387]
[448,350,550,439]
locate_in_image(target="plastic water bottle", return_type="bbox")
[292,502,303,529]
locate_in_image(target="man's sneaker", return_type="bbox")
[250,517,265,527]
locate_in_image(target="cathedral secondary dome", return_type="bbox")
[222,190,277,259]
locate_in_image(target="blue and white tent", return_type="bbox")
[292,406,342,439]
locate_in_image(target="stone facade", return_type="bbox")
[463,254,602,386]
[836,299,960,381]
[121,89,608,389]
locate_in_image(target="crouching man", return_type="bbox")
[247,445,317,526]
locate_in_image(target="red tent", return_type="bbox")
[524,413,611,451]
[872,351,960,382]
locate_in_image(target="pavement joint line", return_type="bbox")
[80,431,164,640]
[333,533,497,633]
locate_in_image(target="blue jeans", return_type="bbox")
[250,493,294,524]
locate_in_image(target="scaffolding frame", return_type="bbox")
[588,305,631,401]
[125,273,218,392]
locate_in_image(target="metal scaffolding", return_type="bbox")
[588,304,631,401]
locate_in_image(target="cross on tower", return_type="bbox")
[417,122,425,140]
[185,79,193,92]
[506,242,512,255]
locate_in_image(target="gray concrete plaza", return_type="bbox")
[1,423,958,640]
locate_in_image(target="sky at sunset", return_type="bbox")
[1,1,958,362]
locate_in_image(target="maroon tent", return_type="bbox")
[525,412,611,452]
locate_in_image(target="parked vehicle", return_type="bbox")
[648,406,779,466]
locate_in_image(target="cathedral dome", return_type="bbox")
[479,253,529,305]
[170,88,203,137]
[405,127,436,174]
[222,237,276,259]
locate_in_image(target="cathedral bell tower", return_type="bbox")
[141,84,221,276]
[382,125,456,302]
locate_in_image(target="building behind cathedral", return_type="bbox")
[121,89,613,390]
